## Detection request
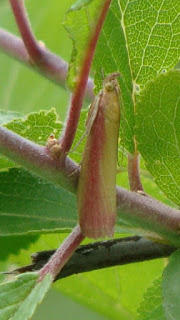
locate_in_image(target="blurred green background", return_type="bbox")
[0,0,73,119]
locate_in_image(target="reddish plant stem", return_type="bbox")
[38,225,85,281]
[0,28,94,100]
[0,126,180,245]
[0,126,78,192]
[128,152,144,192]
[0,28,28,62]
[9,0,43,62]
[116,187,180,246]
[59,0,112,154]
[0,27,68,87]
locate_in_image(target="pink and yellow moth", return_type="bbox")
[77,73,121,239]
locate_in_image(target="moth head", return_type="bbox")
[103,72,121,94]
[104,81,115,91]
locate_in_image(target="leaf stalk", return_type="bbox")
[59,0,113,154]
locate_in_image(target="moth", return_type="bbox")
[77,73,121,239]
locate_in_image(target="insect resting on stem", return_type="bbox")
[77,72,121,239]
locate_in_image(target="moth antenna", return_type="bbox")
[100,67,105,80]
[69,131,87,154]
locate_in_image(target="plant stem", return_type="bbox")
[10,236,177,280]
[0,32,94,100]
[38,225,85,281]
[0,126,78,192]
[9,0,42,61]
[59,0,112,154]
[0,126,180,245]
[117,187,180,246]
[0,28,29,62]
[128,152,144,192]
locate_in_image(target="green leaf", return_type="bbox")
[162,250,180,320]
[0,156,16,173]
[69,108,88,164]
[63,0,104,88]
[0,164,133,237]
[137,277,166,320]
[93,0,134,153]
[0,107,89,173]
[4,109,62,145]
[0,235,38,261]
[0,111,22,171]
[0,166,152,238]
[6,233,165,320]
[0,109,62,171]
[119,261,165,319]
[122,0,180,88]
[55,253,164,320]
[0,165,176,238]
[0,168,77,236]
[93,0,180,153]
[68,0,94,12]
[136,70,180,206]
[66,0,180,153]
[0,272,52,320]
[94,0,180,89]
[140,175,177,208]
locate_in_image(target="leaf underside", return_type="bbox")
[137,277,166,320]
[0,272,52,320]
[162,250,180,320]
[136,70,180,206]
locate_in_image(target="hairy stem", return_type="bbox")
[9,0,42,62]
[116,187,180,246]
[11,236,176,280]
[0,127,180,245]
[0,30,94,100]
[0,126,78,192]
[59,0,112,154]
[38,225,85,281]
[0,28,29,62]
